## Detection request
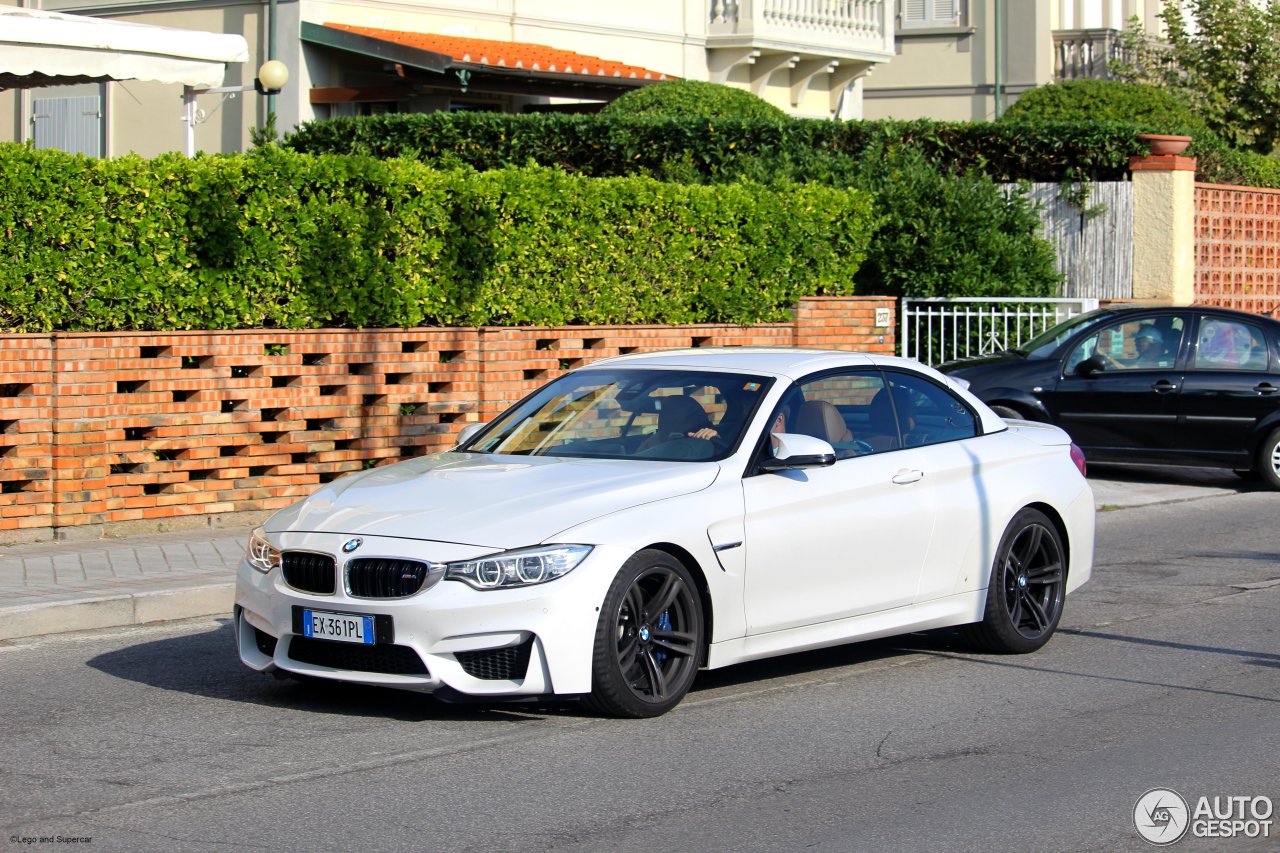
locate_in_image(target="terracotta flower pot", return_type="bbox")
[1137,134,1192,156]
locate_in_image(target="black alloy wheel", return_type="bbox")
[964,508,1066,653]
[587,550,703,718]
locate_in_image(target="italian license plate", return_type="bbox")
[302,609,375,645]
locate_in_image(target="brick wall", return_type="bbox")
[1195,183,1280,316]
[0,296,894,541]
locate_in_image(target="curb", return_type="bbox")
[0,583,233,642]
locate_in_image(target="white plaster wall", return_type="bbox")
[1132,165,1196,305]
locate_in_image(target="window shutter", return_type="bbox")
[901,0,961,28]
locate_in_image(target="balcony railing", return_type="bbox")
[1053,28,1125,81]
[709,0,891,56]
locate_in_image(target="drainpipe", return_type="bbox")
[993,0,1004,118]
[267,0,278,120]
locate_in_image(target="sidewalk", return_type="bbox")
[0,527,251,641]
[0,469,1252,642]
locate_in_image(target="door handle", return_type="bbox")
[1255,383,1278,395]
[892,469,924,485]
[1151,380,1178,394]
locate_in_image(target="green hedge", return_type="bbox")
[284,111,1280,189]
[0,144,875,332]
[1001,80,1205,132]
[283,113,1150,183]
[602,80,789,120]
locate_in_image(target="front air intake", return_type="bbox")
[288,636,429,675]
[455,639,533,680]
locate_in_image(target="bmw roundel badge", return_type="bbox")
[342,538,363,553]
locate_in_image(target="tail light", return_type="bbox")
[1069,443,1087,478]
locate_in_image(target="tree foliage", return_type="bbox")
[1112,0,1280,154]
[848,145,1061,299]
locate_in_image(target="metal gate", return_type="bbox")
[900,297,1099,366]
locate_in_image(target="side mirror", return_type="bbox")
[759,432,837,472]
[455,423,486,448]
[1076,355,1107,377]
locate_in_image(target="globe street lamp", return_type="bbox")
[183,60,289,156]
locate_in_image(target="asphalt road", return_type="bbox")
[1,490,1277,853]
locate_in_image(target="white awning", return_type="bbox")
[0,8,249,90]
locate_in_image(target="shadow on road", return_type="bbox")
[85,618,967,721]
[85,619,561,723]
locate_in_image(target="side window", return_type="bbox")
[881,372,978,448]
[1194,316,1270,371]
[794,371,885,458]
[1065,317,1184,373]
[788,370,976,458]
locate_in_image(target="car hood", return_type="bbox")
[939,352,1056,391]
[266,452,720,549]
[938,351,1024,373]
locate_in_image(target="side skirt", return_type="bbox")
[704,591,985,670]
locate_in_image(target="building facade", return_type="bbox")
[863,0,1164,121]
[2,0,895,157]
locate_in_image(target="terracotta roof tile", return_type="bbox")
[326,24,674,81]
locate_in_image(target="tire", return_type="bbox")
[585,550,704,718]
[963,508,1066,654]
[988,405,1022,420]
[1258,427,1280,490]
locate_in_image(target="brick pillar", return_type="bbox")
[1130,151,1197,306]
[793,296,896,353]
[0,336,55,541]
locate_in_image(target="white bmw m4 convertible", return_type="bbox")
[235,349,1094,717]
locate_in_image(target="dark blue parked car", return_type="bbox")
[939,305,1280,489]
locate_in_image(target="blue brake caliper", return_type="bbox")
[654,610,672,666]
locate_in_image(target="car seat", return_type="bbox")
[864,389,901,452]
[794,400,853,444]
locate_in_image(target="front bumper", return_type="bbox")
[234,533,623,698]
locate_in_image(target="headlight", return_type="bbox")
[246,526,281,574]
[444,544,592,590]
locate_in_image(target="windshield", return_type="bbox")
[465,368,775,462]
[1022,309,1113,358]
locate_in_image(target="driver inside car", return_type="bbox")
[638,395,717,451]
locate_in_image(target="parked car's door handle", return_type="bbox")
[1151,380,1179,394]
[1255,382,1278,395]
[892,469,924,485]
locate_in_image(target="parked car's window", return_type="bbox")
[785,370,977,458]
[1193,316,1271,370]
[1065,317,1185,373]
[466,368,772,462]
[1022,310,1112,358]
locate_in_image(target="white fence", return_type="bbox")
[900,297,1099,366]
